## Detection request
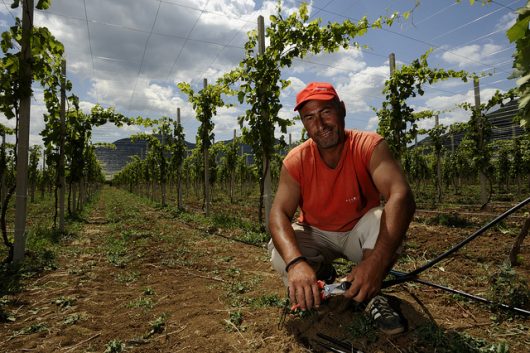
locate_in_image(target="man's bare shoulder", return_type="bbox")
[347,129,383,142]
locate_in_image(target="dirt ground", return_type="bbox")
[0,188,529,352]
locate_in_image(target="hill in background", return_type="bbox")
[94,137,254,179]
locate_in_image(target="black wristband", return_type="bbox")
[285,256,307,273]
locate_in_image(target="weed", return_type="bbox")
[106,237,129,267]
[449,293,469,303]
[250,294,286,308]
[285,305,321,322]
[346,314,378,344]
[63,312,85,325]
[0,310,15,323]
[143,287,155,295]
[224,310,245,332]
[0,297,15,322]
[238,230,269,245]
[120,230,151,242]
[173,209,210,226]
[229,281,250,295]
[10,226,65,275]
[115,271,140,284]
[13,322,48,337]
[488,265,530,319]
[144,313,167,338]
[405,240,420,249]
[211,213,258,232]
[225,278,255,307]
[104,339,125,353]
[494,222,515,236]
[161,246,194,267]
[0,263,23,294]
[411,323,508,353]
[52,296,76,310]
[128,296,154,309]
[226,268,241,278]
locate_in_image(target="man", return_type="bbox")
[268,82,415,335]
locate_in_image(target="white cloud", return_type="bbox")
[433,78,469,89]
[366,115,379,131]
[0,91,47,147]
[441,43,504,68]
[289,47,366,78]
[411,87,505,130]
[310,48,366,77]
[210,105,241,137]
[281,76,306,103]
[337,65,388,113]
[79,100,96,115]
[495,12,516,32]
[0,114,16,130]
[424,87,500,112]
[20,0,325,146]
[205,0,256,20]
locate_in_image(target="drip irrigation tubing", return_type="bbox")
[383,195,530,288]
[390,270,530,316]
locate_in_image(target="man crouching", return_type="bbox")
[268,82,416,335]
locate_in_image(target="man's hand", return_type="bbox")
[287,261,321,310]
[344,255,386,303]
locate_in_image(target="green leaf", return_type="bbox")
[506,15,530,42]
[36,0,52,10]
[519,94,530,109]
[516,73,530,86]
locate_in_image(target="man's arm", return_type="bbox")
[345,140,416,302]
[269,166,321,310]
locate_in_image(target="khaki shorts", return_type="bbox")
[268,206,388,286]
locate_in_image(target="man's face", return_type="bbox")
[299,99,345,150]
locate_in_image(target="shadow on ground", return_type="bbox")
[283,293,443,353]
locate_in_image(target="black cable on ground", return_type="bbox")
[382,196,530,316]
[383,195,530,288]
[391,270,530,316]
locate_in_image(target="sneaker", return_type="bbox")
[316,263,337,284]
[365,295,405,335]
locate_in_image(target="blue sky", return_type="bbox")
[0,0,523,146]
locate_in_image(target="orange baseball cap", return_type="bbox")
[294,82,340,111]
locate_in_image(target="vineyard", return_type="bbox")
[1,0,530,352]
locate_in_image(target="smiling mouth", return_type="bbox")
[319,128,334,138]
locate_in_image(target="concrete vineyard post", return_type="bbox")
[13,0,35,262]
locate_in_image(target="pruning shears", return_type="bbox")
[289,280,352,311]
[320,280,352,300]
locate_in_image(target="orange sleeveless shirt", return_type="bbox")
[283,130,383,232]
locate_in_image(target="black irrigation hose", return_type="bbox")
[316,333,365,353]
[314,341,349,353]
[382,195,530,288]
[390,270,530,316]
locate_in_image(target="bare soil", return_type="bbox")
[0,188,529,353]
